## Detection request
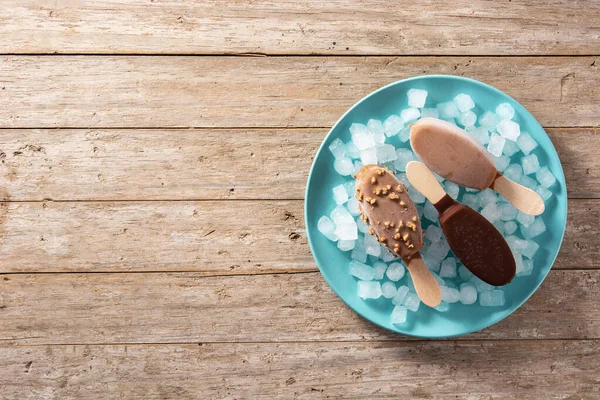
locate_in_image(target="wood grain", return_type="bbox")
[1,56,599,129]
[0,128,596,201]
[0,199,594,273]
[1,341,599,399]
[0,270,598,345]
[3,1,600,56]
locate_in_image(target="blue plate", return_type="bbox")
[304,75,567,338]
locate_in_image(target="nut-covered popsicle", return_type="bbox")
[355,164,441,307]
[410,118,544,216]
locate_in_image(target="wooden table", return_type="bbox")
[0,2,599,398]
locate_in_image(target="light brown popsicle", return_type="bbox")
[410,118,544,216]
[355,164,442,307]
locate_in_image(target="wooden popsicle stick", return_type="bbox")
[403,253,442,308]
[405,161,446,204]
[491,174,545,216]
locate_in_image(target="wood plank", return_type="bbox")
[1,56,598,128]
[0,128,598,201]
[3,1,600,56]
[0,270,598,345]
[1,341,599,399]
[0,199,595,273]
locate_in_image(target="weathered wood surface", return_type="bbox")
[0,270,598,345]
[0,128,597,201]
[1,341,599,399]
[3,1,600,56]
[1,56,599,129]
[0,199,594,273]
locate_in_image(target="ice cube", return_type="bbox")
[521,154,541,175]
[467,126,490,145]
[373,261,387,280]
[350,123,375,150]
[386,262,406,282]
[349,260,375,280]
[535,185,553,201]
[444,181,460,199]
[461,193,479,210]
[502,139,520,157]
[407,89,428,108]
[494,155,510,172]
[394,148,415,172]
[459,283,478,305]
[332,184,349,205]
[403,292,421,312]
[479,111,499,130]
[390,305,408,323]
[500,203,518,221]
[425,225,443,243]
[516,132,539,155]
[422,251,441,273]
[347,197,360,216]
[520,217,546,239]
[392,285,410,305]
[379,246,395,262]
[364,234,381,257]
[504,221,517,235]
[495,103,515,120]
[435,301,450,312]
[520,175,538,190]
[408,187,426,204]
[458,264,473,281]
[421,108,439,118]
[430,271,446,287]
[382,281,397,299]
[396,173,410,188]
[478,190,497,209]
[471,276,495,293]
[343,181,356,196]
[398,126,411,143]
[317,216,338,242]
[481,203,501,223]
[441,286,460,303]
[367,119,385,136]
[536,167,556,188]
[346,142,361,159]
[356,218,369,234]
[424,201,438,222]
[506,235,528,254]
[376,144,397,163]
[334,157,354,176]
[329,138,346,158]
[439,257,457,278]
[487,133,506,157]
[479,290,505,306]
[458,110,477,127]
[428,239,450,262]
[516,259,533,277]
[406,275,415,292]
[521,240,539,259]
[454,93,475,112]
[437,101,460,118]
[337,239,355,251]
[360,148,378,165]
[357,281,382,299]
[497,119,521,141]
[334,221,358,241]
[350,235,367,262]
[331,205,354,225]
[401,107,421,123]
[504,164,523,183]
[516,211,534,227]
[383,115,404,137]
[494,220,505,235]
[353,160,363,174]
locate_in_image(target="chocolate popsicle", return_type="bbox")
[410,118,544,216]
[406,161,515,286]
[355,164,442,307]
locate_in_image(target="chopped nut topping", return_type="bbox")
[398,221,403,227]
[402,233,409,241]
[379,236,387,243]
[388,192,399,200]
[371,177,377,184]
[368,198,377,205]
[396,185,403,193]
[412,216,417,222]
[384,221,390,227]
[368,227,374,235]
[394,233,401,240]
[386,184,392,190]
[399,201,406,207]
[389,222,395,227]
[377,169,385,176]
[408,244,414,249]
